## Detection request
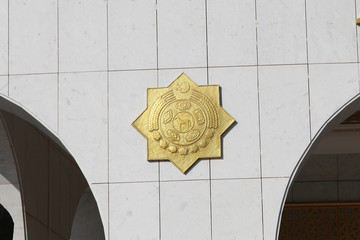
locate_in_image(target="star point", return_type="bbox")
[132,73,235,173]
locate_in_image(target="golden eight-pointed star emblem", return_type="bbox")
[132,73,235,173]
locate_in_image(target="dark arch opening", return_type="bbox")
[277,93,360,239]
[0,94,105,240]
[0,204,14,240]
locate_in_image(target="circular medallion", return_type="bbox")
[159,100,207,146]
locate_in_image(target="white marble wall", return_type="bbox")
[1,0,360,239]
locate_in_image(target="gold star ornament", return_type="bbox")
[132,73,235,173]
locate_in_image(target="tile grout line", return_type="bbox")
[254,1,265,240]
[355,0,360,92]
[304,0,312,140]
[106,0,110,239]
[155,1,161,239]
[7,0,9,96]
[204,0,213,237]
[93,176,275,185]
[57,0,60,135]
[4,61,360,78]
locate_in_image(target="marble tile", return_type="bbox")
[339,181,360,201]
[108,0,157,70]
[295,154,337,181]
[357,0,360,60]
[309,63,359,138]
[257,0,307,65]
[259,65,310,177]
[0,76,8,95]
[9,74,57,132]
[59,0,107,72]
[9,0,57,74]
[0,0,7,75]
[91,184,108,240]
[158,68,210,180]
[13,228,25,240]
[160,180,211,240]
[262,177,289,240]
[59,72,107,183]
[157,0,206,68]
[209,67,260,179]
[338,154,360,180]
[109,70,158,182]
[207,0,256,67]
[109,182,159,240]
[306,0,357,63]
[212,179,262,240]
[292,181,338,202]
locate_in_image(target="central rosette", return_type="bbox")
[149,86,218,156]
[160,100,207,146]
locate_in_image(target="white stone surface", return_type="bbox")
[306,0,357,63]
[59,0,107,72]
[158,68,210,181]
[160,180,211,240]
[108,0,157,71]
[257,0,307,65]
[109,182,159,240]
[157,0,206,68]
[207,0,256,67]
[13,228,25,240]
[262,177,289,240]
[209,66,260,179]
[0,0,7,75]
[9,74,57,131]
[9,0,57,75]
[59,72,108,183]
[259,65,310,177]
[0,76,7,96]
[309,63,359,137]
[2,1,360,239]
[109,70,158,182]
[212,179,262,240]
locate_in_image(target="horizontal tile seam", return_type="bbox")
[4,61,360,77]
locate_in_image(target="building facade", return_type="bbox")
[0,0,360,239]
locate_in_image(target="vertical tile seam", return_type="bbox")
[155,1,161,239]
[106,0,110,239]
[57,0,60,135]
[204,0,213,239]
[254,1,265,239]
[7,0,9,96]
[355,0,360,92]
[304,0,312,141]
